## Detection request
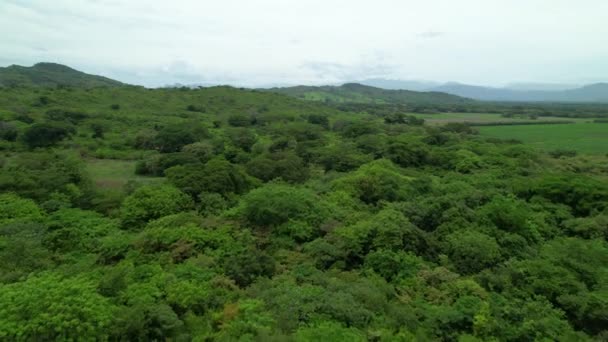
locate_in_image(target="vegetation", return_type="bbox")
[0,69,607,340]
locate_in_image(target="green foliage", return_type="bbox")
[1,79,607,340]
[120,184,193,228]
[246,151,309,183]
[295,321,365,341]
[23,122,73,148]
[153,123,209,153]
[332,159,413,204]
[0,193,44,225]
[446,230,501,274]
[0,151,90,203]
[166,158,255,196]
[238,183,324,228]
[0,273,116,340]
[0,121,18,141]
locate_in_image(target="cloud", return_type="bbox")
[417,31,444,39]
[1,0,607,86]
[300,60,398,84]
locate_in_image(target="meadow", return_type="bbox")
[85,158,163,189]
[478,122,608,154]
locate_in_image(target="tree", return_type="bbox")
[0,193,44,225]
[332,159,412,205]
[238,183,324,228]
[295,321,366,341]
[227,127,257,152]
[154,123,209,153]
[0,121,18,141]
[223,248,276,287]
[120,185,193,228]
[386,139,429,167]
[165,158,254,197]
[0,273,117,340]
[246,152,309,183]
[22,123,73,148]
[307,114,330,129]
[446,230,501,274]
[228,113,253,127]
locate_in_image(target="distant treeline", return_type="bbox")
[334,102,608,118]
[468,121,575,127]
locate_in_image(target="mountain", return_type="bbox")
[357,78,440,91]
[0,62,125,88]
[266,83,472,105]
[504,82,580,91]
[430,82,608,102]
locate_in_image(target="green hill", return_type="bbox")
[266,82,473,105]
[0,62,125,88]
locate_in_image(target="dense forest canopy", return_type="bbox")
[0,82,607,341]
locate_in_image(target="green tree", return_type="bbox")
[0,273,116,340]
[238,183,324,227]
[446,230,501,274]
[22,122,73,148]
[120,185,193,228]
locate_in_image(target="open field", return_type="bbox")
[412,112,592,125]
[478,123,608,154]
[86,158,163,189]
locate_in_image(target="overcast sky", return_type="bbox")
[1,0,607,87]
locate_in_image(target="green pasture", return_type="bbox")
[86,158,163,189]
[478,123,608,154]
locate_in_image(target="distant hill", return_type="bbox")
[430,82,608,102]
[266,83,472,105]
[343,78,608,103]
[0,62,125,88]
[357,78,440,91]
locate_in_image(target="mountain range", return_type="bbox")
[1,62,606,103]
[358,78,608,103]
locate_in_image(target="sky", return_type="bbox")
[1,0,607,87]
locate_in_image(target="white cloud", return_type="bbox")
[1,0,607,86]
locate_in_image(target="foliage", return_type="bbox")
[0,80,606,340]
[0,273,116,340]
[120,185,193,228]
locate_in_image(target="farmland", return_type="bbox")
[478,122,608,154]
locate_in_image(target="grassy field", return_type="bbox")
[412,112,592,125]
[86,159,163,189]
[478,123,608,154]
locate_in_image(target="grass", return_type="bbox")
[86,158,163,189]
[478,122,608,154]
[411,112,592,125]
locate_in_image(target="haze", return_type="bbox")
[1,0,607,87]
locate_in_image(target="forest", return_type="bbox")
[0,83,607,341]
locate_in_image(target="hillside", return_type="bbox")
[0,62,125,88]
[266,82,473,105]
